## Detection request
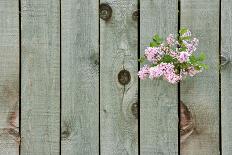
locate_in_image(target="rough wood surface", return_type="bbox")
[0,1,19,155]
[100,0,138,154]
[61,0,99,154]
[180,0,220,154]
[140,0,178,154]
[221,0,232,154]
[21,0,60,154]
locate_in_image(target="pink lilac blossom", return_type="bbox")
[178,52,190,63]
[138,30,205,84]
[166,34,175,45]
[182,30,191,37]
[164,73,180,84]
[144,47,163,63]
[179,69,188,80]
[169,50,178,58]
[183,38,199,54]
[187,66,201,77]
[149,66,163,79]
[138,65,150,79]
[160,63,180,84]
[148,63,181,83]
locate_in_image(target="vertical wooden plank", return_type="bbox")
[180,0,220,154]
[221,0,232,154]
[61,0,99,154]
[100,0,138,154]
[0,1,19,155]
[140,0,178,154]
[21,0,60,154]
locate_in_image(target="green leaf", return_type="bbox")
[189,55,197,64]
[153,34,160,41]
[179,63,189,69]
[197,52,206,61]
[153,34,163,43]
[194,66,201,70]
[181,36,191,40]
[179,27,188,35]
[161,55,174,63]
[150,64,157,67]
[179,47,187,51]
[138,56,146,63]
[150,41,159,47]
[199,63,209,70]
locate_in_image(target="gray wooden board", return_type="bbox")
[100,0,138,154]
[61,0,99,154]
[140,0,178,154]
[0,1,19,155]
[180,0,220,154]
[21,0,60,154]
[221,0,232,154]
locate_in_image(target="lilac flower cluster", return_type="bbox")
[138,28,207,84]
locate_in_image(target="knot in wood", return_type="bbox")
[61,130,70,140]
[118,70,131,85]
[100,3,112,21]
[131,102,138,119]
[132,10,139,21]
[221,52,230,67]
[180,101,194,143]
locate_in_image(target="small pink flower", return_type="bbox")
[138,65,150,79]
[179,69,188,80]
[166,34,175,45]
[163,72,180,84]
[188,67,200,77]
[149,66,163,79]
[178,52,190,63]
[182,30,191,37]
[185,38,199,54]
[144,47,163,63]
[169,50,178,58]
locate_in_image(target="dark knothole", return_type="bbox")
[131,102,138,119]
[100,3,112,21]
[118,69,131,85]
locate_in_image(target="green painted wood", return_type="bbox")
[100,0,138,154]
[221,0,232,154]
[21,0,60,154]
[0,1,19,154]
[61,0,99,154]
[180,0,220,154]
[140,0,178,154]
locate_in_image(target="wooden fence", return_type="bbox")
[0,0,230,154]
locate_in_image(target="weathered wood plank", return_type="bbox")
[221,0,232,154]
[140,0,178,154]
[180,0,220,154]
[0,1,19,155]
[61,0,99,154]
[100,0,138,154]
[21,0,60,154]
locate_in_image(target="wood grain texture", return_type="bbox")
[100,0,138,154]
[21,0,60,154]
[221,0,232,154]
[180,0,220,154]
[61,0,99,154]
[140,0,178,154]
[0,1,19,155]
